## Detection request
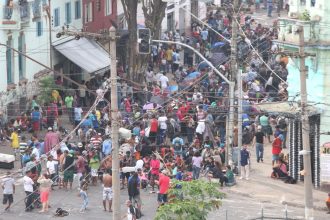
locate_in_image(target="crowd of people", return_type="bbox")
[0,3,312,219]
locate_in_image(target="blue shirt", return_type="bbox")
[240,148,250,166]
[102,139,112,156]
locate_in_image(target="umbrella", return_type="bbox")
[198,61,210,71]
[143,103,162,110]
[168,85,178,93]
[212,41,225,49]
[209,52,230,67]
[150,95,165,105]
[184,71,201,80]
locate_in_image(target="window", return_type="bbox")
[37,21,43,36]
[6,38,13,84]
[84,2,93,23]
[75,0,81,19]
[18,33,26,79]
[54,8,60,26]
[105,0,112,16]
[65,2,71,24]
[311,0,316,7]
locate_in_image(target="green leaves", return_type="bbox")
[155,180,225,220]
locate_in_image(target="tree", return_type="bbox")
[141,0,167,40]
[38,76,60,104]
[121,0,138,81]
[155,180,224,220]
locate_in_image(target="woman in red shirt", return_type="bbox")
[149,155,160,193]
[149,115,158,144]
[272,134,282,166]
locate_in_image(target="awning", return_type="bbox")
[53,37,110,74]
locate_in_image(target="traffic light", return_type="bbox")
[138,28,151,54]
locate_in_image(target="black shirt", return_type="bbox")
[64,155,75,171]
[255,131,265,144]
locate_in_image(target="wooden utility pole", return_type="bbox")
[298,25,314,220]
[109,26,120,220]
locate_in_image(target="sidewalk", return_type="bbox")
[222,143,328,212]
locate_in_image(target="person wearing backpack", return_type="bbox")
[172,135,184,157]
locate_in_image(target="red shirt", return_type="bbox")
[159,174,170,194]
[150,159,160,175]
[150,119,158,132]
[272,137,282,155]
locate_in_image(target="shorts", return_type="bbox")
[91,168,98,177]
[103,187,113,200]
[130,194,141,207]
[3,194,13,204]
[262,125,272,136]
[157,193,168,203]
[272,154,279,161]
[63,170,74,182]
[40,191,49,203]
[121,172,130,180]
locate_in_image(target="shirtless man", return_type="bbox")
[102,171,113,212]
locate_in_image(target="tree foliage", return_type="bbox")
[155,180,224,220]
[37,76,59,104]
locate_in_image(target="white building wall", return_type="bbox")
[0,0,50,107]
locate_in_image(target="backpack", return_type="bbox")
[55,208,69,217]
[134,207,142,219]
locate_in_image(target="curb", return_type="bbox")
[226,189,328,212]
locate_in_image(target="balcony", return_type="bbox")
[1,6,20,30]
[276,18,320,46]
[32,0,42,21]
[20,1,30,24]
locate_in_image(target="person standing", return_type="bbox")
[102,171,113,212]
[46,155,57,189]
[9,128,19,160]
[267,0,273,17]
[253,126,265,163]
[1,171,15,211]
[37,174,53,213]
[192,151,203,180]
[65,93,74,124]
[149,154,160,193]
[272,133,283,166]
[44,127,60,154]
[63,150,75,190]
[23,170,34,212]
[125,200,136,220]
[259,114,272,143]
[149,115,158,144]
[79,81,87,107]
[157,112,168,145]
[155,170,170,207]
[74,105,83,133]
[240,144,250,180]
[159,72,169,91]
[31,106,42,134]
[128,172,141,213]
[79,181,89,213]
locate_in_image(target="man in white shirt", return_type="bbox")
[47,155,57,188]
[2,171,15,211]
[31,146,40,161]
[159,73,169,90]
[23,170,34,211]
[158,113,168,144]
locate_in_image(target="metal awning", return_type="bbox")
[53,37,110,74]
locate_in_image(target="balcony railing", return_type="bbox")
[3,6,14,20]
[277,18,319,46]
[32,0,42,20]
[20,2,30,22]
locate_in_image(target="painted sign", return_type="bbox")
[320,142,330,182]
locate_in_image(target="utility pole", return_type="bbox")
[237,69,242,169]
[228,0,239,166]
[109,26,120,220]
[298,25,314,220]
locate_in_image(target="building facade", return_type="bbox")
[0,0,51,117]
[276,0,330,187]
[82,0,117,33]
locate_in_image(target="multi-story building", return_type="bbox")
[0,0,51,117]
[81,0,117,33]
[275,0,330,188]
[51,0,114,84]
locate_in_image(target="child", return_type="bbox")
[37,174,53,213]
[79,181,88,213]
